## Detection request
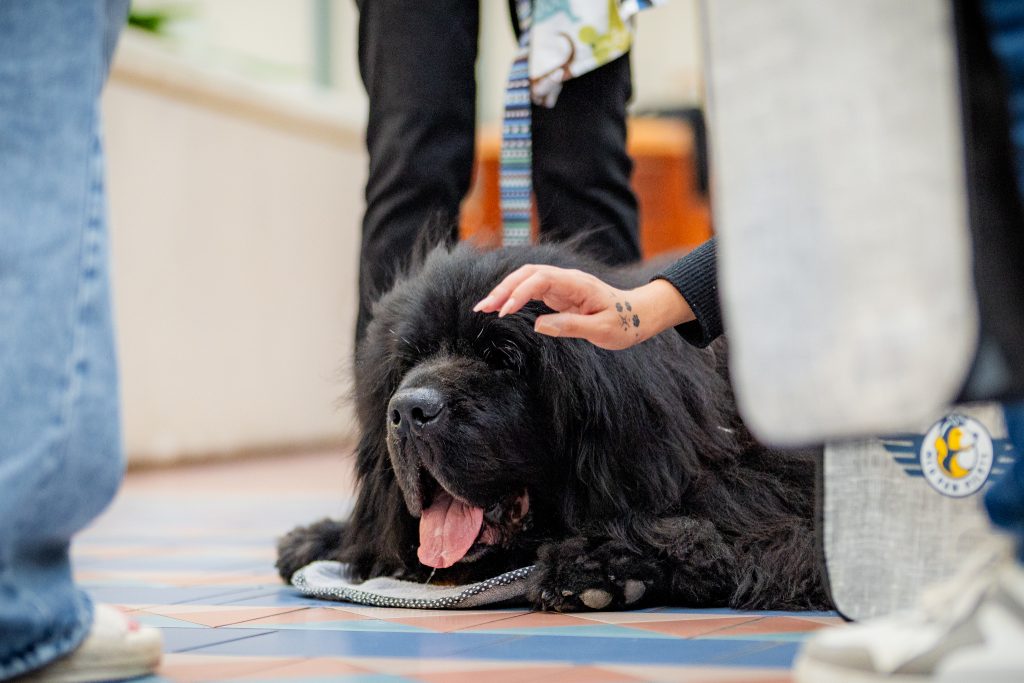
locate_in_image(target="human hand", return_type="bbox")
[472,264,694,350]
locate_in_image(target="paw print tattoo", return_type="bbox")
[615,301,640,332]
[615,302,628,330]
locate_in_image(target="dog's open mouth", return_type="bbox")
[416,473,530,569]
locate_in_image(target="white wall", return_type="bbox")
[633,0,704,110]
[131,0,702,123]
[104,33,366,464]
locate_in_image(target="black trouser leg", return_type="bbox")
[355,0,478,346]
[532,52,641,265]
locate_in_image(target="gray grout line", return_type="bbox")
[171,629,278,654]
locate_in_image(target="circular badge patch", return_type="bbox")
[919,414,994,498]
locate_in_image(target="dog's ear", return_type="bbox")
[341,427,418,579]
[541,341,703,527]
[345,319,421,578]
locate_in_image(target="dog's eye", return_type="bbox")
[481,340,525,372]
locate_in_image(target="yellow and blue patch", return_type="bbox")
[881,414,1017,497]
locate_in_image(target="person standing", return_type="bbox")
[354,0,661,344]
[0,2,162,681]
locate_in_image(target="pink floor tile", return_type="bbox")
[123,449,356,495]
[416,664,644,683]
[460,611,597,630]
[158,654,297,682]
[606,665,792,683]
[623,616,763,638]
[229,657,373,680]
[573,611,751,625]
[709,616,830,636]
[387,611,529,632]
[337,606,530,621]
[237,607,369,626]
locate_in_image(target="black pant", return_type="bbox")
[355,0,640,344]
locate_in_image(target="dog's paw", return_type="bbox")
[527,537,664,612]
[275,518,347,583]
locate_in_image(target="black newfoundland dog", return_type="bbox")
[277,242,830,612]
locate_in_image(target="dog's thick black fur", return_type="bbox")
[277,242,830,611]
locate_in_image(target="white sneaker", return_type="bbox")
[795,543,1024,682]
[18,604,162,683]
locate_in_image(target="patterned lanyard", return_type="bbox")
[500,0,534,247]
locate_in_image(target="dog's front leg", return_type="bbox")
[275,518,350,583]
[654,516,737,606]
[526,536,669,612]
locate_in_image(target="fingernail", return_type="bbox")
[498,298,516,317]
[535,319,562,336]
[473,296,493,312]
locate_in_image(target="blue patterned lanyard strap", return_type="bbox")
[500,0,534,247]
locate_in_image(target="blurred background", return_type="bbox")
[108,0,709,466]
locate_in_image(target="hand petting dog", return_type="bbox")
[474,264,695,350]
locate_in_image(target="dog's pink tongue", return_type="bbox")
[417,491,484,568]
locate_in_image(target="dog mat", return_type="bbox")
[291,561,535,609]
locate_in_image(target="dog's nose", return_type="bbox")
[388,388,446,435]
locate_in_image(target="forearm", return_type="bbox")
[627,279,697,343]
[653,238,722,347]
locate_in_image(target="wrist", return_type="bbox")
[630,279,695,341]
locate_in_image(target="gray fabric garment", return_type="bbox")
[703,0,977,444]
[292,561,535,609]
[824,404,1016,620]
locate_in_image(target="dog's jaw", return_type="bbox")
[387,429,533,567]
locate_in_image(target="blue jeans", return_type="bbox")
[0,1,128,678]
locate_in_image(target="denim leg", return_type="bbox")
[986,402,1024,563]
[0,0,128,678]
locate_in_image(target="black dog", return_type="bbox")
[277,242,830,611]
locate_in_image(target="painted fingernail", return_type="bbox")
[498,298,516,317]
[473,296,494,312]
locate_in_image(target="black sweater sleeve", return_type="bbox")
[651,237,722,347]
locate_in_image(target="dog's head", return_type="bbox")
[345,243,734,581]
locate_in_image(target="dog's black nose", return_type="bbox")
[388,388,446,435]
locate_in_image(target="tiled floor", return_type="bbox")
[74,450,842,682]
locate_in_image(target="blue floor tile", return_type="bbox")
[182,629,524,659]
[462,633,783,666]
[185,628,788,667]
[159,627,277,653]
[651,606,840,618]
[468,624,678,639]
[708,641,800,668]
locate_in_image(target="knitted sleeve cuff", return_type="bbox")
[651,238,723,347]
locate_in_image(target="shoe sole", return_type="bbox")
[18,635,162,683]
[793,654,928,683]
